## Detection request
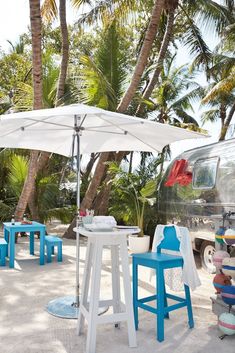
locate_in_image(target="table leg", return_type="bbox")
[9,231,15,268]
[40,228,45,265]
[29,232,34,255]
[4,228,9,257]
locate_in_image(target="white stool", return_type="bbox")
[78,228,137,353]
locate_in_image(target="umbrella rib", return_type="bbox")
[85,129,128,135]
[22,117,72,129]
[96,114,161,153]
[85,121,143,130]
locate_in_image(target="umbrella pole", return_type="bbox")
[75,128,81,307]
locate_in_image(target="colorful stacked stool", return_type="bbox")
[45,235,62,263]
[0,239,8,266]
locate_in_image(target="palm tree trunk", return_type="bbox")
[55,0,69,105]
[15,0,42,220]
[136,6,176,116]
[82,153,99,181]
[117,0,164,113]
[219,101,235,141]
[92,151,126,215]
[74,0,164,221]
[80,152,111,211]
[28,182,40,221]
[15,151,39,220]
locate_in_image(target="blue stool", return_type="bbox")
[0,239,8,266]
[132,225,194,342]
[45,235,63,263]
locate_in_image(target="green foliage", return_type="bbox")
[108,158,160,236]
[71,21,130,110]
[8,154,29,196]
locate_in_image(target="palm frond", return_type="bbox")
[182,21,212,70]
[173,108,199,125]
[75,1,114,27]
[77,55,116,109]
[202,67,235,103]
[8,154,29,197]
[201,108,220,124]
[196,0,233,33]
[41,0,58,23]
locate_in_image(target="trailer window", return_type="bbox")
[193,157,219,189]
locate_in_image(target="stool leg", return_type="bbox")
[86,241,103,353]
[47,245,52,263]
[0,248,6,266]
[120,240,137,348]
[111,245,121,328]
[77,241,94,335]
[57,243,62,262]
[4,228,9,257]
[132,257,139,330]
[184,284,194,328]
[164,282,169,319]
[29,232,34,255]
[156,265,165,342]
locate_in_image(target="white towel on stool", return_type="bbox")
[151,224,201,291]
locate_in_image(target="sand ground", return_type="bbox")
[0,221,234,353]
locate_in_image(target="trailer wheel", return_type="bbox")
[200,241,216,273]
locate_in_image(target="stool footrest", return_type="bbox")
[138,302,158,315]
[166,293,185,302]
[97,312,128,324]
[139,294,156,303]
[166,301,187,312]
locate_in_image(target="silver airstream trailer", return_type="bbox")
[158,138,235,273]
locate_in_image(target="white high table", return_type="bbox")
[77,226,138,353]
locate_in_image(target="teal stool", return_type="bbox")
[45,235,63,263]
[0,239,8,266]
[132,225,194,342]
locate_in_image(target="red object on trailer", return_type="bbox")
[165,159,192,187]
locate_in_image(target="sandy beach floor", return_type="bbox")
[0,222,234,353]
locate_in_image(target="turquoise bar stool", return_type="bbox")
[45,235,62,263]
[132,225,194,342]
[0,239,8,266]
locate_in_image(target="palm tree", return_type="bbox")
[64,20,130,237]
[201,2,235,140]
[41,0,69,105]
[15,0,43,220]
[201,57,235,140]
[150,58,204,127]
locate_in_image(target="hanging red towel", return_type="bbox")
[165,159,192,187]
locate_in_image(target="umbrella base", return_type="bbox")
[46,296,109,319]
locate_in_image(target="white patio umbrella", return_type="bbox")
[0,104,207,318]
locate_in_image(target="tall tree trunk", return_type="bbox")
[82,153,99,181]
[15,0,42,220]
[28,182,39,221]
[136,6,176,116]
[27,0,69,220]
[79,0,165,217]
[219,101,235,141]
[81,152,111,211]
[55,0,69,105]
[92,151,126,215]
[117,0,164,113]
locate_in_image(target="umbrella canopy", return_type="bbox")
[0,104,206,156]
[0,103,207,318]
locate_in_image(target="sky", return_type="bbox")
[0,0,228,159]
